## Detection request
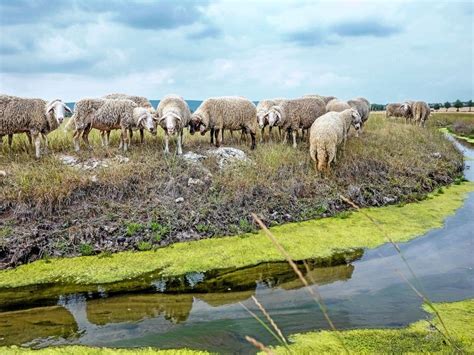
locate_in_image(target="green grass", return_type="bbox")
[269,299,474,354]
[430,112,474,142]
[1,347,210,355]
[0,181,471,288]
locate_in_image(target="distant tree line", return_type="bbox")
[371,99,473,112]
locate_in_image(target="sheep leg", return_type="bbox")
[32,132,41,159]
[210,128,215,145]
[42,134,49,154]
[121,128,129,152]
[7,134,13,147]
[106,131,111,147]
[73,130,81,152]
[100,131,106,147]
[282,129,288,144]
[292,130,297,148]
[164,133,170,154]
[26,132,33,146]
[82,126,92,150]
[250,131,256,150]
[177,130,183,155]
[140,128,144,144]
[215,129,221,147]
[221,128,225,145]
[268,126,273,143]
[260,127,265,143]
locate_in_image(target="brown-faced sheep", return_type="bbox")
[156,94,191,155]
[190,96,257,149]
[0,95,71,158]
[309,108,362,173]
[103,93,154,143]
[266,97,326,148]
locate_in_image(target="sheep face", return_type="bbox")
[267,107,282,127]
[159,112,182,136]
[350,109,362,130]
[136,109,157,135]
[190,113,208,135]
[257,110,268,129]
[46,100,72,125]
[401,103,411,115]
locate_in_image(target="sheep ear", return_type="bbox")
[63,103,73,113]
[137,113,147,125]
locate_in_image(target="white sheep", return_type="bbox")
[309,108,362,173]
[266,97,326,148]
[155,94,191,155]
[190,96,258,149]
[0,95,71,158]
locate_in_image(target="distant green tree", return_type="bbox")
[468,100,473,112]
[433,103,440,110]
[453,99,463,112]
[444,101,451,112]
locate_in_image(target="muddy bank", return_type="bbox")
[0,118,465,268]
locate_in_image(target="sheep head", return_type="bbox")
[257,110,268,129]
[159,111,182,136]
[46,99,72,125]
[190,113,209,135]
[401,102,411,115]
[135,108,156,135]
[350,108,362,130]
[267,106,282,127]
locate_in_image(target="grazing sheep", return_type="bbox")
[257,98,284,142]
[309,108,362,173]
[69,99,155,151]
[0,95,71,158]
[190,96,258,149]
[103,93,154,144]
[156,94,191,155]
[347,97,370,134]
[411,101,430,127]
[266,97,326,148]
[399,101,416,124]
[385,103,405,118]
[326,99,351,112]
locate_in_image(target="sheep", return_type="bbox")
[347,97,370,134]
[155,94,191,155]
[69,98,155,151]
[0,95,71,158]
[326,99,351,112]
[309,108,362,173]
[190,96,258,149]
[266,97,326,148]
[68,98,106,151]
[257,98,284,142]
[385,103,405,118]
[411,101,430,127]
[399,101,416,124]
[304,95,336,104]
[103,93,155,144]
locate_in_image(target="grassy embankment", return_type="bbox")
[0,180,472,288]
[429,112,474,143]
[1,299,472,354]
[0,113,464,267]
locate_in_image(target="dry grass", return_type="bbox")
[0,113,464,266]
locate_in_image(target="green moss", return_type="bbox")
[268,299,474,354]
[439,127,474,143]
[1,346,210,354]
[0,182,472,288]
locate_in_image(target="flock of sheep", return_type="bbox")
[385,101,431,126]
[0,93,428,172]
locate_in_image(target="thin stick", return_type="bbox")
[252,295,288,346]
[240,302,284,346]
[245,336,275,355]
[251,213,349,354]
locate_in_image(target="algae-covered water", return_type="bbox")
[0,138,473,353]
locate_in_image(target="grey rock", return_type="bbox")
[175,197,185,203]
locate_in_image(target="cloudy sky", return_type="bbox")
[0,0,472,103]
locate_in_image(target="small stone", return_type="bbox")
[90,175,98,182]
[0,170,6,177]
[175,197,185,203]
[188,178,204,186]
[431,152,442,159]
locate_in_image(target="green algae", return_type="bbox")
[268,298,474,354]
[0,182,472,288]
[439,127,474,144]
[1,347,210,355]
